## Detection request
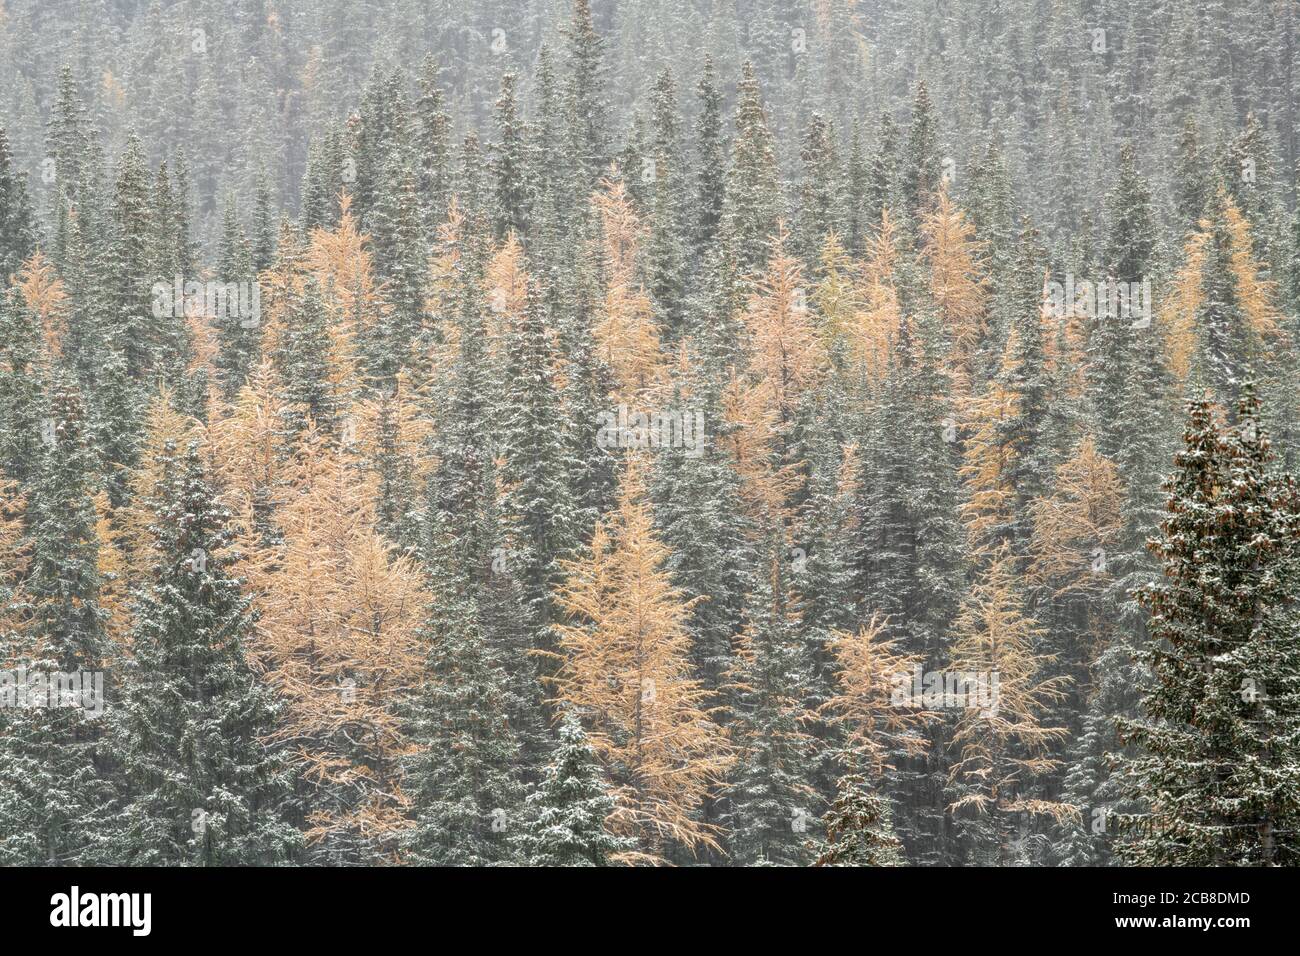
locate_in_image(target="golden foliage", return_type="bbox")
[921,187,988,387]
[241,426,425,857]
[822,612,929,779]
[958,343,1022,557]
[1224,198,1284,343]
[833,212,900,378]
[592,174,663,401]
[812,233,862,342]
[1028,435,1124,599]
[718,368,795,527]
[300,193,371,395]
[92,490,131,649]
[947,546,1070,822]
[552,458,732,863]
[1160,229,1206,384]
[349,371,435,489]
[743,225,828,427]
[1161,191,1286,387]
[16,252,68,358]
[483,232,530,349]
[0,477,28,647]
[209,359,290,545]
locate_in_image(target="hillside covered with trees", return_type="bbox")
[1,0,1299,866]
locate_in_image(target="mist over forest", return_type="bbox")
[0,0,1298,869]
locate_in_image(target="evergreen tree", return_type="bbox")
[723,540,820,866]
[0,126,36,283]
[106,442,300,865]
[692,57,726,257]
[813,772,905,866]
[902,81,940,222]
[563,0,610,190]
[724,63,782,284]
[515,711,630,866]
[490,73,533,239]
[499,271,579,642]
[0,377,114,865]
[1118,390,1300,865]
[403,513,524,867]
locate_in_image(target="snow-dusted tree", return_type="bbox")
[813,771,905,867]
[1118,389,1300,865]
[552,458,732,863]
[106,441,299,864]
[946,546,1071,865]
[0,377,114,864]
[515,710,630,866]
[722,538,820,866]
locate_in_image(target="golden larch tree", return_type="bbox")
[592,173,663,402]
[921,186,988,391]
[946,545,1071,857]
[822,612,930,779]
[241,425,424,862]
[551,457,732,863]
[838,210,902,378]
[958,347,1022,558]
[209,358,292,547]
[15,252,68,358]
[1029,435,1124,601]
[0,476,29,646]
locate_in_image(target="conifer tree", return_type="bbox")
[723,540,820,866]
[552,458,732,863]
[0,287,47,487]
[214,197,259,399]
[403,514,525,866]
[692,57,726,257]
[946,546,1071,865]
[1118,390,1300,865]
[902,81,941,222]
[107,442,299,865]
[0,376,114,865]
[795,113,842,267]
[415,55,453,234]
[499,263,579,641]
[813,771,905,866]
[563,0,610,190]
[645,68,689,337]
[514,710,630,866]
[724,64,782,284]
[0,127,36,283]
[243,428,424,864]
[490,73,533,239]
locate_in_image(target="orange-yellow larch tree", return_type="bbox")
[551,457,732,863]
[240,425,424,863]
[208,358,292,548]
[1028,435,1124,602]
[946,545,1071,864]
[591,173,663,402]
[921,186,989,392]
[823,612,930,780]
[958,355,1022,559]
[0,475,28,644]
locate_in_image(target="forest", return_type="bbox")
[0,0,1298,867]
